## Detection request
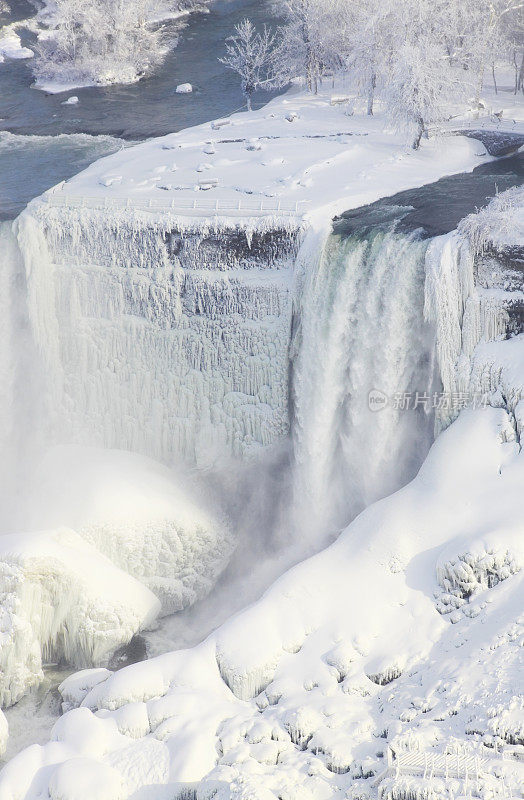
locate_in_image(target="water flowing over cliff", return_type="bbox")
[291,226,437,539]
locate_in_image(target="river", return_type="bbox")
[0,0,283,219]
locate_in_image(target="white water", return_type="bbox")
[291,226,438,540]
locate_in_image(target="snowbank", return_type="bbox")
[2,407,522,796]
[0,33,33,61]
[26,446,235,615]
[0,528,160,709]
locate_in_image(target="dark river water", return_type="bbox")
[335,151,524,238]
[0,0,283,219]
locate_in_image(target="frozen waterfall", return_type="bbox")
[9,202,301,469]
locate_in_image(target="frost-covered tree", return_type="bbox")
[271,0,340,93]
[332,0,392,115]
[499,1,524,93]
[381,0,463,149]
[33,0,179,87]
[220,19,276,111]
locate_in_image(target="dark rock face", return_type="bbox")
[458,130,524,157]
[166,228,302,271]
[108,635,148,671]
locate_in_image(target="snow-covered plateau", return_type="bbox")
[0,80,523,798]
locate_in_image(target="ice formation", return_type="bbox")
[2,185,522,798]
[424,186,524,431]
[15,203,300,465]
[1,82,523,795]
[0,528,160,708]
[25,445,235,615]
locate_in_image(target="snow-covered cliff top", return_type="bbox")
[45,81,524,227]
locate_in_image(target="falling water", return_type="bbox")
[291,225,438,541]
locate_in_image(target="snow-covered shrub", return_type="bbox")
[487,697,524,745]
[436,548,520,612]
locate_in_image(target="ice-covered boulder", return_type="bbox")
[0,528,160,708]
[26,446,235,616]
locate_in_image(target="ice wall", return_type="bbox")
[291,226,437,538]
[15,202,301,466]
[425,186,524,432]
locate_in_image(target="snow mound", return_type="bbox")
[0,34,33,61]
[0,528,160,708]
[3,407,523,797]
[27,446,235,616]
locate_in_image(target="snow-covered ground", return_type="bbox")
[41,74,524,227]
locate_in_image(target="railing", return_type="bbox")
[373,747,512,797]
[43,191,308,217]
